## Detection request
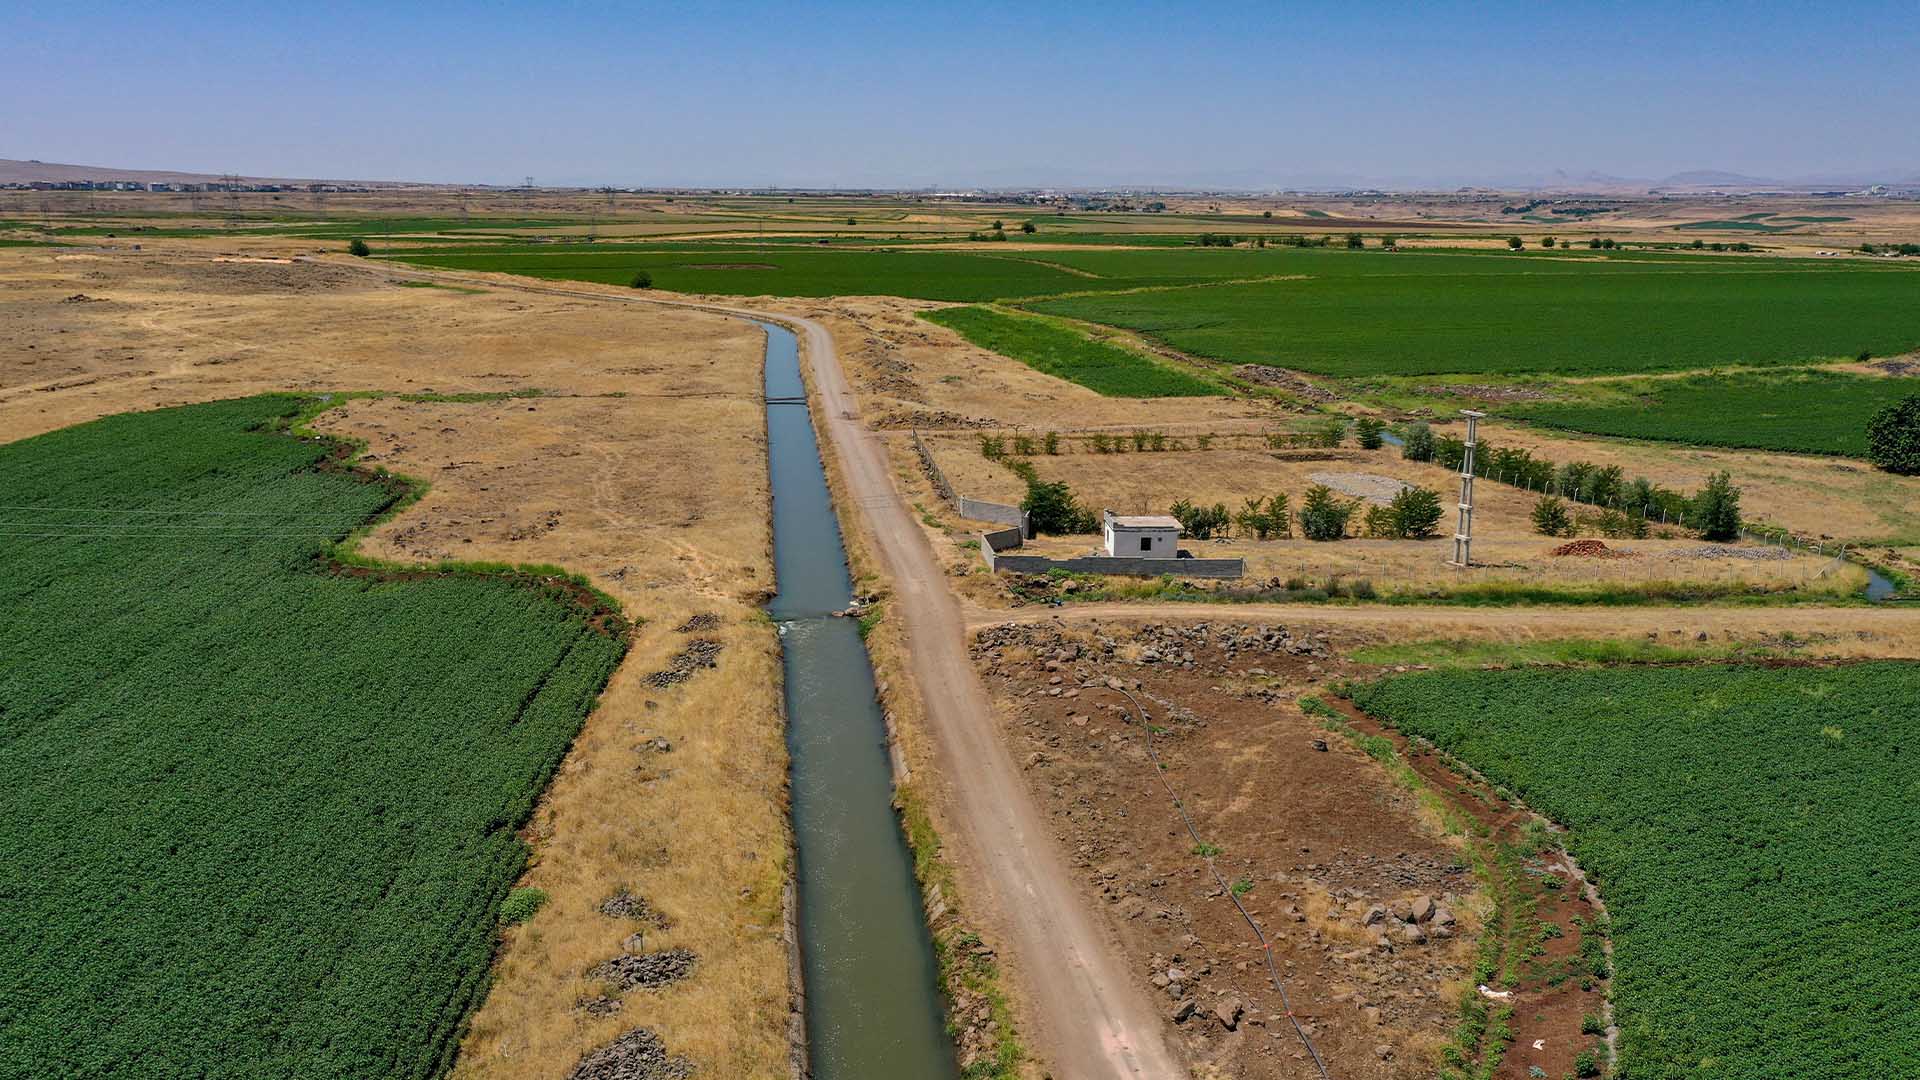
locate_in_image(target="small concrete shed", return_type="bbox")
[1103,510,1181,559]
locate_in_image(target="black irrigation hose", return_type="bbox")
[1104,685,1334,1080]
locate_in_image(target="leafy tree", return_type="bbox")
[1022,478,1097,534]
[1558,460,1596,499]
[1531,495,1572,537]
[1507,236,1524,250]
[1601,238,1617,249]
[1020,221,1037,234]
[1379,235,1398,249]
[1586,464,1625,508]
[1388,486,1443,539]
[1401,421,1435,462]
[1262,209,1273,219]
[1233,494,1291,540]
[1298,484,1357,541]
[1866,395,1920,474]
[1691,238,1706,250]
[1588,237,1604,249]
[1346,233,1365,249]
[347,238,371,257]
[629,270,653,289]
[1355,417,1384,450]
[1687,471,1742,541]
[1541,236,1557,248]
[846,217,857,226]
[1169,498,1231,539]
[992,220,1004,230]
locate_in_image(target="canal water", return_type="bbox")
[760,322,958,1079]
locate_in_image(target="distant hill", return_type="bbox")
[0,158,425,188]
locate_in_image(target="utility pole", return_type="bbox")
[1449,409,1484,568]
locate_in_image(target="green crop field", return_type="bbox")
[1026,258,1920,377]
[0,397,626,1079]
[1350,663,1920,1080]
[379,239,1920,377]
[1508,370,1920,456]
[921,306,1218,397]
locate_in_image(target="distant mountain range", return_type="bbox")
[5,156,1917,195]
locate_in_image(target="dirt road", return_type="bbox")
[337,261,1183,1078]
[970,600,1920,655]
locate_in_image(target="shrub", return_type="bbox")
[499,886,549,926]
[1507,236,1524,250]
[347,238,371,257]
[1355,417,1384,450]
[1313,416,1346,448]
[1042,431,1060,455]
[1298,484,1357,541]
[1688,471,1742,541]
[1364,504,1397,538]
[1573,1049,1600,1077]
[1169,498,1231,540]
[630,270,653,289]
[1012,433,1036,456]
[1866,394,1920,474]
[1401,421,1435,462]
[1581,1012,1605,1036]
[1389,486,1443,539]
[1531,495,1572,537]
[1433,435,1467,470]
[1346,233,1365,249]
[979,433,1006,460]
[1578,506,1650,539]
[1089,432,1112,454]
[1020,221,1037,234]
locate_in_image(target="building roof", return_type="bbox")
[1107,514,1181,529]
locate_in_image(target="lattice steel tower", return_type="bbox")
[1449,409,1485,567]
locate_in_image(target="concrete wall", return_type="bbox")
[913,430,1030,537]
[958,497,1029,533]
[980,541,1244,579]
[981,526,1025,553]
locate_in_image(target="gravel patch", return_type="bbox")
[1309,471,1417,506]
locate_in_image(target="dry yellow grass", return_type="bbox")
[919,436,1859,597]
[0,245,795,1078]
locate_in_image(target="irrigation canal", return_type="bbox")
[760,321,958,1079]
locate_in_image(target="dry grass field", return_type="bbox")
[0,245,795,1079]
[919,436,1863,599]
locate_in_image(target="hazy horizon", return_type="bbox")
[7,1,1918,190]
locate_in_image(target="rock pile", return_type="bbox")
[646,639,723,688]
[566,1027,695,1080]
[590,947,698,991]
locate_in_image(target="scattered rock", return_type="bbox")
[673,612,720,633]
[1213,995,1244,1031]
[598,890,671,928]
[1171,999,1197,1024]
[1411,895,1435,923]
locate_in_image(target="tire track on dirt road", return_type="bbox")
[331,259,1185,1079]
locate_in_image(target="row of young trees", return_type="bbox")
[1162,484,1443,542]
[1401,420,1744,540]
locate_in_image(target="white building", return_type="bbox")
[1103,510,1181,559]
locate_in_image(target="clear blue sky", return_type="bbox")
[5,1,1917,188]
